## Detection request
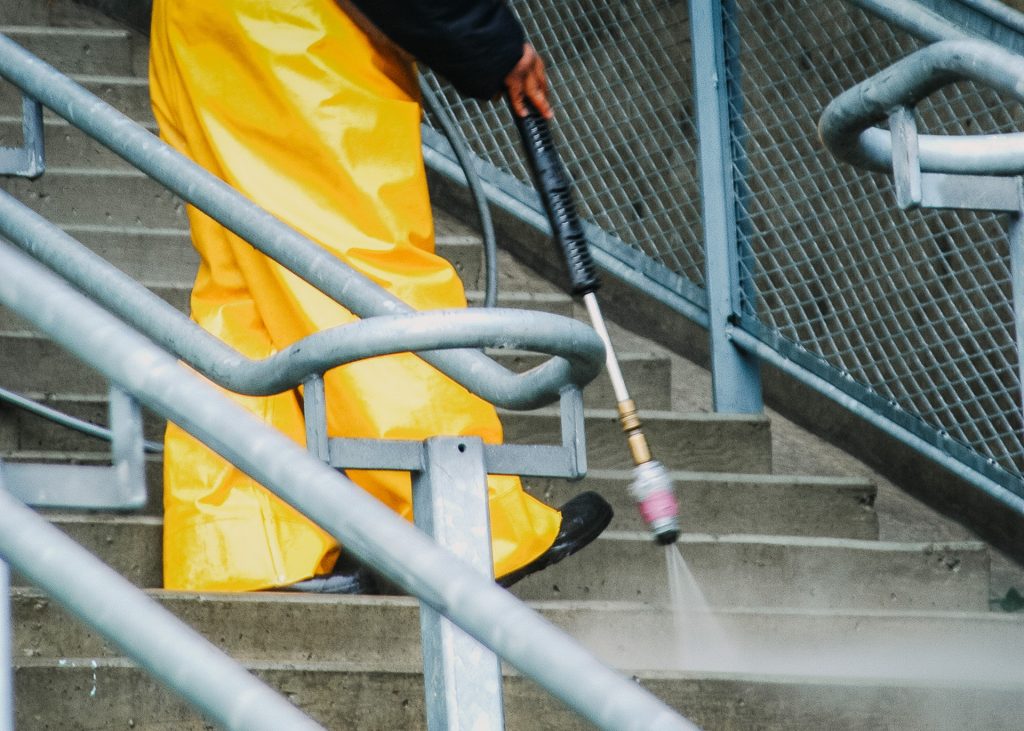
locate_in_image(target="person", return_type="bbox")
[149,0,612,594]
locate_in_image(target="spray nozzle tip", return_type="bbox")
[654,527,680,545]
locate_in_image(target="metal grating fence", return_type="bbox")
[423,0,1024,495]
[725,0,1024,486]
[422,0,706,289]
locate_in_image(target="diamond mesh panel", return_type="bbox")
[424,0,1024,488]
[421,0,704,286]
[727,0,1024,480]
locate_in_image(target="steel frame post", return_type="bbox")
[302,374,330,462]
[413,437,505,731]
[0,560,12,731]
[1010,191,1024,422]
[0,95,43,178]
[108,385,147,508]
[689,0,763,413]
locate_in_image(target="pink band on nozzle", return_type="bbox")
[638,490,679,524]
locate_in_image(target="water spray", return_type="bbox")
[511,100,681,545]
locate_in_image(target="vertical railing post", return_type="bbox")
[689,0,763,413]
[0,559,12,731]
[302,374,330,462]
[108,385,147,508]
[0,95,44,178]
[413,437,504,730]
[1009,180,1024,420]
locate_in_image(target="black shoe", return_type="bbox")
[275,556,380,595]
[497,491,613,588]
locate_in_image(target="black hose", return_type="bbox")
[419,78,500,308]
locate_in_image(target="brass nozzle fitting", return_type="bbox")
[616,399,652,465]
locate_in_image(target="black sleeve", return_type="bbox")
[347,0,526,99]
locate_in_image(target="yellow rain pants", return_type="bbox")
[149,0,561,592]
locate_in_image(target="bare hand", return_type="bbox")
[505,43,553,119]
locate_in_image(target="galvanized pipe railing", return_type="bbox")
[0,31,587,411]
[816,36,1024,518]
[0,187,602,406]
[0,238,698,731]
[819,39,1024,176]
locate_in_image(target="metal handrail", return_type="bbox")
[0,32,596,412]
[0,235,697,731]
[819,39,1024,175]
[0,186,601,407]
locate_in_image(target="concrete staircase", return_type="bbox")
[2,3,1024,729]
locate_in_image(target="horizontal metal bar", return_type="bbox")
[0,462,144,510]
[919,172,1021,211]
[854,0,1024,52]
[0,228,696,731]
[329,438,423,471]
[846,0,975,44]
[327,439,577,478]
[727,325,1024,516]
[956,0,1024,35]
[483,444,575,477]
[820,39,1024,175]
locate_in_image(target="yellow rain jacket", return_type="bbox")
[149,0,561,592]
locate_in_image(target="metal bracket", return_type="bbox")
[302,374,329,462]
[889,105,922,210]
[0,96,44,179]
[916,172,1020,212]
[325,385,588,480]
[0,385,146,510]
[1009,179,1024,422]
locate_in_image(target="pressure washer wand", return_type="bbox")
[511,101,681,545]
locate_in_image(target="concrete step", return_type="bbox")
[15,588,1022,673]
[496,349,672,410]
[7,453,875,540]
[503,408,772,472]
[0,74,154,125]
[514,532,990,610]
[13,648,1024,730]
[0,168,183,228]
[0,224,483,295]
[1,398,770,473]
[0,0,125,28]
[9,453,868,538]
[528,470,878,539]
[1,25,145,76]
[21,224,194,283]
[0,336,673,410]
[28,517,987,611]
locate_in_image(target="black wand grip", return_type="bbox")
[512,102,600,296]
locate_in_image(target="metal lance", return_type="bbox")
[511,100,681,545]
